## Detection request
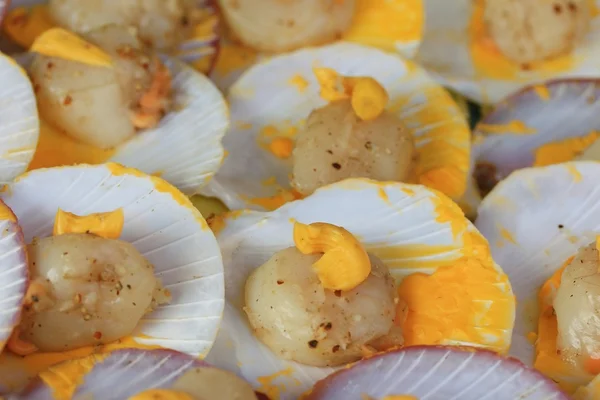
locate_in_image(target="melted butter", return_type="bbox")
[477,121,537,135]
[534,258,589,393]
[343,0,423,51]
[2,5,55,49]
[53,208,124,239]
[128,389,194,400]
[0,202,16,222]
[468,0,576,80]
[533,132,600,167]
[288,75,309,93]
[256,367,294,400]
[27,119,115,171]
[31,28,113,68]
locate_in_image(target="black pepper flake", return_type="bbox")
[324,322,332,330]
[334,290,342,297]
[277,280,284,285]
[568,1,577,11]
[308,340,319,348]
[364,141,372,150]
[332,163,341,170]
[332,345,340,353]
[127,284,132,289]
[553,3,562,14]
[558,224,564,229]
[31,295,39,303]
[326,150,333,154]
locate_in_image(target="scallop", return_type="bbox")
[30,25,169,149]
[48,0,193,51]
[217,0,356,52]
[554,241,600,369]
[291,100,416,196]
[483,0,591,64]
[244,247,403,367]
[19,233,168,352]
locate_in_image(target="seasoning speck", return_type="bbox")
[308,340,319,348]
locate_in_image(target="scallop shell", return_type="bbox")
[416,0,600,104]
[0,163,224,391]
[205,42,470,210]
[206,178,515,399]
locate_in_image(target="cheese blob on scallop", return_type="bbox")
[16,348,262,400]
[207,179,515,399]
[416,0,600,103]
[30,25,171,149]
[245,246,403,367]
[0,164,224,393]
[2,0,220,72]
[206,43,470,211]
[20,233,168,352]
[12,24,228,196]
[475,161,600,393]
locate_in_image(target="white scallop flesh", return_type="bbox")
[19,233,169,352]
[484,0,590,64]
[244,247,403,367]
[217,0,356,53]
[48,0,192,51]
[29,25,162,149]
[554,242,600,370]
[292,100,416,196]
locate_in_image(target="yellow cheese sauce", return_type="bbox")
[468,0,576,80]
[397,194,514,352]
[532,131,600,167]
[213,41,258,77]
[288,74,309,93]
[534,258,590,393]
[533,85,551,101]
[343,0,423,52]
[244,188,304,211]
[390,85,470,200]
[53,208,124,239]
[27,120,115,171]
[129,389,194,400]
[0,202,16,222]
[258,123,302,160]
[477,120,537,135]
[256,367,295,400]
[39,353,107,400]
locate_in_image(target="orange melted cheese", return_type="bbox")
[53,208,124,239]
[343,0,423,51]
[535,258,594,393]
[27,120,115,171]
[397,195,514,352]
[469,0,576,80]
[533,131,600,167]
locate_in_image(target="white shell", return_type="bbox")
[0,201,28,353]
[0,53,39,183]
[206,178,515,400]
[475,162,600,367]
[205,42,471,210]
[473,80,600,184]
[14,53,229,196]
[416,0,600,104]
[16,349,209,399]
[1,164,225,356]
[307,346,568,400]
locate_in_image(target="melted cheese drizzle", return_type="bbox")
[53,208,124,239]
[397,197,514,352]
